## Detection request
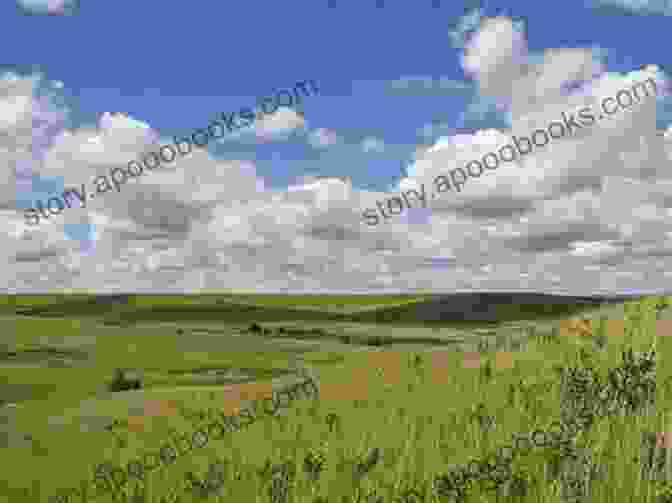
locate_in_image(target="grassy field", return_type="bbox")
[0,293,670,502]
[131,294,432,307]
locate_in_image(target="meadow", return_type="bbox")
[0,292,670,502]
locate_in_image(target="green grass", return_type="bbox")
[130,294,430,307]
[7,293,614,328]
[8,295,429,323]
[0,294,669,502]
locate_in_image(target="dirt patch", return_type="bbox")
[657,319,672,337]
[42,371,307,439]
[109,378,293,435]
[557,317,671,338]
[463,352,482,369]
[427,351,454,385]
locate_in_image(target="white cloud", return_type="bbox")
[448,8,484,49]
[252,107,307,141]
[216,107,307,145]
[98,112,158,148]
[461,16,529,101]
[4,16,672,293]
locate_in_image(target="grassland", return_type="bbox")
[0,292,670,502]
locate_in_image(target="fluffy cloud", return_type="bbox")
[215,107,307,146]
[448,8,485,49]
[461,16,529,102]
[4,14,672,293]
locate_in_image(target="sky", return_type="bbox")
[2,0,672,293]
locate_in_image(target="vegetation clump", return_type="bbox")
[108,368,142,392]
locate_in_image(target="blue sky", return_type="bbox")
[4,0,672,293]
[7,0,670,191]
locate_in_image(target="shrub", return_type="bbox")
[108,368,142,392]
[367,336,385,347]
[655,296,671,319]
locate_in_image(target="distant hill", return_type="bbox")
[9,291,642,326]
[14,295,130,317]
[347,292,628,324]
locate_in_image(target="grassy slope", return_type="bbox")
[6,292,624,326]
[0,294,668,502]
[7,294,429,323]
[349,292,629,324]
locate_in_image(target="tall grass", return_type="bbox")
[41,295,672,502]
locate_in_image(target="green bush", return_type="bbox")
[108,368,142,392]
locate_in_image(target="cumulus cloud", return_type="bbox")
[380,19,671,293]
[448,8,485,49]
[4,14,672,293]
[461,16,529,102]
[251,107,307,142]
